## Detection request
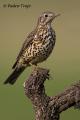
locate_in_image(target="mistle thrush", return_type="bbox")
[4,11,60,85]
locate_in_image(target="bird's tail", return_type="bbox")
[4,67,25,85]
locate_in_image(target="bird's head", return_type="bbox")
[38,11,60,26]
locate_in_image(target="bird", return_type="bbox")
[4,11,60,85]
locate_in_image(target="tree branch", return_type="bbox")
[24,68,80,120]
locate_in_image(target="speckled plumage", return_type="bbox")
[4,11,60,85]
[16,24,56,68]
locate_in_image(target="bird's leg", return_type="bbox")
[29,63,38,70]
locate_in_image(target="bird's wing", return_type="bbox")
[12,30,36,69]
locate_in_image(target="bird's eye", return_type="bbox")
[45,14,48,17]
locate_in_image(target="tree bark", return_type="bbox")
[24,67,80,120]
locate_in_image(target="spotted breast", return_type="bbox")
[21,24,56,65]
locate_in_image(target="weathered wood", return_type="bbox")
[24,68,80,120]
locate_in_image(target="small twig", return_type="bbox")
[24,67,80,120]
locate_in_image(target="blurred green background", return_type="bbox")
[0,0,80,119]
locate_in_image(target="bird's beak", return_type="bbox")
[54,13,61,18]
